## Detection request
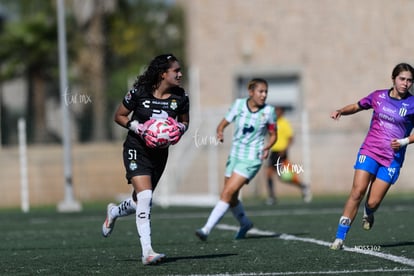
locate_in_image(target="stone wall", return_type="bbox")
[0,143,130,208]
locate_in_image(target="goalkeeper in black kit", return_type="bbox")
[101,54,189,265]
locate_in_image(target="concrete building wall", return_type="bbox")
[0,144,131,208]
[174,0,414,196]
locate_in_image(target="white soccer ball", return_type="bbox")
[146,118,173,148]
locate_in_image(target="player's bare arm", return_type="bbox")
[216,119,230,142]
[114,103,132,128]
[177,112,190,131]
[331,103,362,120]
[262,128,277,159]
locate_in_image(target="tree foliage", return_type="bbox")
[0,0,60,143]
[106,0,185,102]
[0,0,185,144]
[0,9,57,81]
[0,0,78,80]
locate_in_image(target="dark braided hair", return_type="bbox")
[133,54,179,92]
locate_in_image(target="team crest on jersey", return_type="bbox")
[399,107,408,116]
[170,100,178,110]
[129,161,138,171]
[358,155,366,163]
[261,112,268,122]
[399,103,409,116]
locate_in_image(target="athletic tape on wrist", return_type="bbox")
[397,137,409,146]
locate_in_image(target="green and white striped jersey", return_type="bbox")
[224,98,276,161]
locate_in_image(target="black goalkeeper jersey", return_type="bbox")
[122,86,190,124]
[120,85,190,183]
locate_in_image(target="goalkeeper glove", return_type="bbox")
[127,119,155,137]
[143,129,158,148]
[166,117,187,145]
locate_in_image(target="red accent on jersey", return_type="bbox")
[267,123,276,132]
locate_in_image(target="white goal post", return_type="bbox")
[18,118,29,213]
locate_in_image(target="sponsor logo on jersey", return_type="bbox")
[151,109,169,118]
[152,100,169,106]
[382,106,396,114]
[388,167,396,178]
[242,124,254,135]
[142,100,150,108]
[379,112,395,122]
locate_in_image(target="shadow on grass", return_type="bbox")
[246,232,310,239]
[120,253,238,264]
[379,241,414,248]
[164,253,238,263]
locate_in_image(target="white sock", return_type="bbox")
[111,198,136,218]
[136,190,153,257]
[339,216,351,226]
[202,200,229,234]
[231,201,251,226]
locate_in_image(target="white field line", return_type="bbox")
[182,268,414,276]
[181,267,414,275]
[216,224,414,268]
[153,204,413,220]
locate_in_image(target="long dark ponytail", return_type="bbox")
[133,54,178,91]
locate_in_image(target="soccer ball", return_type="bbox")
[146,118,173,148]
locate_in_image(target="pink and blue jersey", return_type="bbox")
[358,89,414,167]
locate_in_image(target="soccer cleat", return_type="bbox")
[330,238,344,250]
[142,252,166,265]
[266,197,277,205]
[362,213,374,230]
[302,185,312,203]
[235,222,253,239]
[102,203,117,237]
[195,228,208,241]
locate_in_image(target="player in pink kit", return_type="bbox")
[330,63,414,250]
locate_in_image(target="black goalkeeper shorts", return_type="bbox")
[122,134,169,189]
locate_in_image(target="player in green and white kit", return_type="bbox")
[196,78,277,241]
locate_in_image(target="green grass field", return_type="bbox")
[1,194,414,275]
